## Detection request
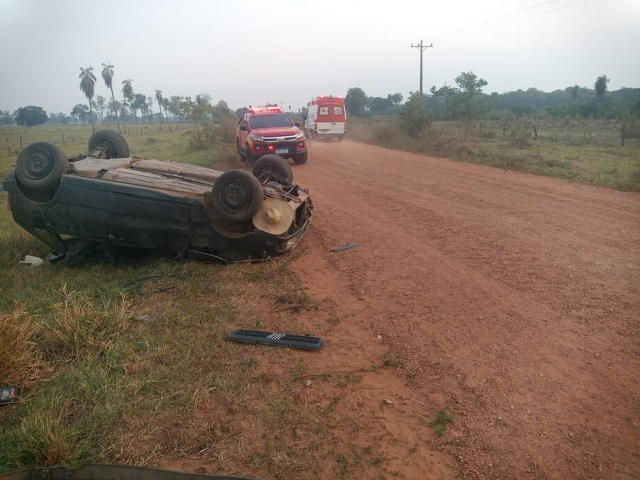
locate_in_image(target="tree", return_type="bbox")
[14,106,48,126]
[400,92,429,138]
[595,74,610,144]
[161,98,170,121]
[79,66,97,132]
[195,93,212,106]
[345,87,367,116]
[388,93,403,107]
[595,75,609,98]
[430,72,491,124]
[130,93,147,122]
[71,104,89,125]
[95,95,106,122]
[121,79,134,122]
[101,62,121,132]
[155,89,164,118]
[0,110,14,125]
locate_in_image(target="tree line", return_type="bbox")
[344,74,640,122]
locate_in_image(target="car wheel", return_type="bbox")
[293,151,308,165]
[210,170,263,222]
[252,154,294,183]
[88,129,130,158]
[15,141,68,191]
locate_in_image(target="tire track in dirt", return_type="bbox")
[291,140,640,480]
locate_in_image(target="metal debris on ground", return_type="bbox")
[227,330,323,351]
[331,242,360,252]
[0,464,263,480]
[19,255,43,266]
[0,386,20,404]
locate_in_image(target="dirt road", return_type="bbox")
[292,141,640,479]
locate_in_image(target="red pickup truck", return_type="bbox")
[237,106,308,165]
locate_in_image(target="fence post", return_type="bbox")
[6,138,11,154]
[19,136,23,149]
[62,133,66,145]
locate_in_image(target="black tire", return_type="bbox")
[15,141,68,191]
[88,129,130,158]
[210,170,263,222]
[252,154,294,183]
[293,151,308,165]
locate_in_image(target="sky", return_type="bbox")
[0,0,639,114]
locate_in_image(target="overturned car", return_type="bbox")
[2,130,312,265]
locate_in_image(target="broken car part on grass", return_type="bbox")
[2,130,312,266]
[227,330,323,351]
[0,464,261,480]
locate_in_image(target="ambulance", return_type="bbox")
[304,96,346,140]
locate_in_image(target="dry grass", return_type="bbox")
[349,118,640,191]
[0,309,45,386]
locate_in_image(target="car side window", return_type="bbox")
[319,106,329,115]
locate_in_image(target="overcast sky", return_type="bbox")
[1,0,639,114]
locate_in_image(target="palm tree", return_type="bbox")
[155,90,164,119]
[101,62,121,132]
[121,79,134,123]
[79,67,97,133]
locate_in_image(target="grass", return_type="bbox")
[348,118,640,192]
[0,123,376,479]
[431,409,454,438]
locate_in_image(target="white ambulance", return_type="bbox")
[304,96,347,140]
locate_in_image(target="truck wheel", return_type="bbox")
[15,141,68,191]
[210,170,263,222]
[293,151,308,165]
[252,154,293,183]
[88,129,130,158]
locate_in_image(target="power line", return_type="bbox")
[436,0,590,44]
[430,0,562,42]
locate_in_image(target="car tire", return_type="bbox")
[210,170,263,222]
[88,129,130,158]
[293,151,308,165]
[252,154,294,182]
[15,141,68,191]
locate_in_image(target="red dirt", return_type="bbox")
[291,140,640,480]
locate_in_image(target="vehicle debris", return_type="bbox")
[0,464,262,480]
[331,242,360,252]
[0,386,20,404]
[227,330,323,351]
[18,255,43,266]
[1,130,312,266]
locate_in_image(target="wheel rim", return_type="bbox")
[23,150,54,179]
[219,179,250,213]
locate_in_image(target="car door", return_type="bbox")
[108,192,190,251]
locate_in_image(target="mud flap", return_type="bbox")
[0,464,261,480]
[227,330,323,351]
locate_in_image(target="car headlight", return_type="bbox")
[295,133,305,141]
[249,133,264,142]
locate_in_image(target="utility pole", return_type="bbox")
[410,40,433,108]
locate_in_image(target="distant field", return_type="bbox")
[349,117,640,191]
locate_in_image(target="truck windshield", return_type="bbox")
[250,114,293,129]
